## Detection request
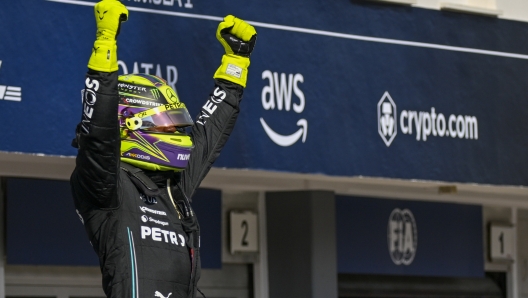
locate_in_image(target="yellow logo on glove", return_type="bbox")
[94,0,129,41]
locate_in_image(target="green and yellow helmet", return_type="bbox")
[118,74,194,171]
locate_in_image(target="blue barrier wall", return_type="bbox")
[336,195,483,277]
[6,178,222,268]
[1,1,527,185]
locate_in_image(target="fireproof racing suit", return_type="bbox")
[70,70,243,298]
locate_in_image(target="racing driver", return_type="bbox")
[70,1,257,297]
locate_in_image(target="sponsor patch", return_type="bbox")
[226,64,242,78]
[141,215,169,226]
[141,226,185,246]
[140,206,167,216]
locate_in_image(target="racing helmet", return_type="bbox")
[118,74,194,171]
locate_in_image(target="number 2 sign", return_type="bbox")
[230,211,258,254]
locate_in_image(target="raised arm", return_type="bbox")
[70,0,129,208]
[179,15,257,200]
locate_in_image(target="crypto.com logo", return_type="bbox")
[378,92,397,147]
[377,91,479,147]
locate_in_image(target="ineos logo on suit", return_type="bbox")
[81,78,100,133]
[197,87,227,125]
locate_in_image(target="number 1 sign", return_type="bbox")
[490,224,514,261]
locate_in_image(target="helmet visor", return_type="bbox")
[140,108,194,129]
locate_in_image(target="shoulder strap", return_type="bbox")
[120,162,161,197]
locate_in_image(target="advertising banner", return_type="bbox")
[336,195,483,277]
[1,0,527,185]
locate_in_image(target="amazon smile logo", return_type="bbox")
[260,70,307,146]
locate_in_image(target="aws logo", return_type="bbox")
[261,70,307,147]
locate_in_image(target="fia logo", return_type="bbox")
[0,61,22,102]
[260,70,307,147]
[387,208,417,265]
[377,91,397,147]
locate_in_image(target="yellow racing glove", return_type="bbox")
[88,0,128,72]
[213,15,257,88]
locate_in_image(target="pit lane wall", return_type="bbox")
[5,178,223,268]
[1,0,527,186]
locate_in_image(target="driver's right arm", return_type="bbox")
[70,0,128,208]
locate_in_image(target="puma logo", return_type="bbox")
[154,291,172,298]
[97,10,108,20]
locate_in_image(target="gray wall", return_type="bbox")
[266,191,337,298]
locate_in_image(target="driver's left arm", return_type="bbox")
[179,15,257,200]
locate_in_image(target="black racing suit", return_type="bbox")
[70,69,243,298]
